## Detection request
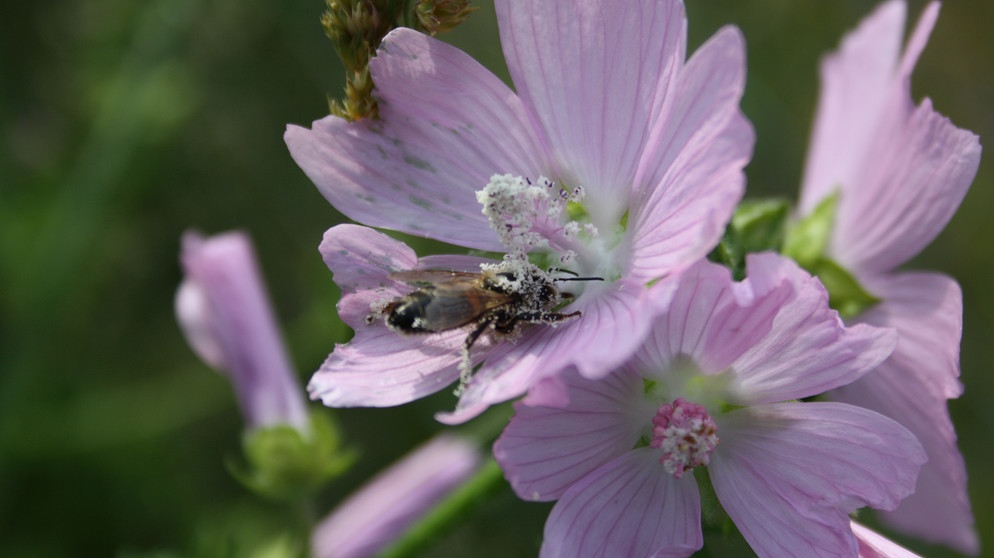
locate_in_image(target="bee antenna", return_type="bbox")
[547,267,577,276]
[548,268,603,282]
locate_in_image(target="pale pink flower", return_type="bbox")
[798,2,981,552]
[176,231,308,431]
[495,254,924,558]
[311,434,482,558]
[287,0,753,422]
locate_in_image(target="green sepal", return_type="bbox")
[782,191,838,268]
[696,468,735,537]
[781,192,881,318]
[228,411,357,502]
[807,258,882,319]
[413,0,478,36]
[708,198,791,280]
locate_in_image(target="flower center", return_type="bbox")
[477,174,596,264]
[650,397,719,478]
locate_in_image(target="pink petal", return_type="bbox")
[728,256,897,404]
[698,254,797,371]
[897,2,939,79]
[845,271,963,400]
[494,368,654,501]
[709,403,926,558]
[438,277,664,423]
[318,224,496,326]
[800,1,980,274]
[832,97,981,274]
[563,278,675,380]
[177,231,308,430]
[286,28,549,251]
[832,273,977,554]
[627,27,752,281]
[627,255,795,375]
[627,261,737,373]
[311,434,482,558]
[306,325,466,407]
[800,0,908,213]
[851,521,923,558]
[540,449,702,558]
[318,224,418,326]
[496,0,687,222]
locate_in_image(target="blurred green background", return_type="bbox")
[1,1,990,556]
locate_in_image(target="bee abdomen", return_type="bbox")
[386,292,435,333]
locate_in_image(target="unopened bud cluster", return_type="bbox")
[321,0,476,120]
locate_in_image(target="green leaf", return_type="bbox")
[730,198,790,254]
[779,192,881,317]
[708,198,791,279]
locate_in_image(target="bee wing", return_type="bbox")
[389,269,480,285]
[418,284,511,330]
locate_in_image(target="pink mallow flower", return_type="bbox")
[286,0,753,422]
[494,254,925,558]
[797,1,981,552]
[310,434,482,558]
[176,231,309,431]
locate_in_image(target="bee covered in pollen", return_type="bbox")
[372,260,601,385]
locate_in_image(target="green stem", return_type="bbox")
[377,458,507,558]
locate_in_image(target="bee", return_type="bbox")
[381,262,600,354]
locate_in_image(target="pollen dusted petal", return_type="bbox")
[476,174,589,260]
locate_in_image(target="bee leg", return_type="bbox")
[514,310,581,326]
[454,318,493,396]
[465,318,492,352]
